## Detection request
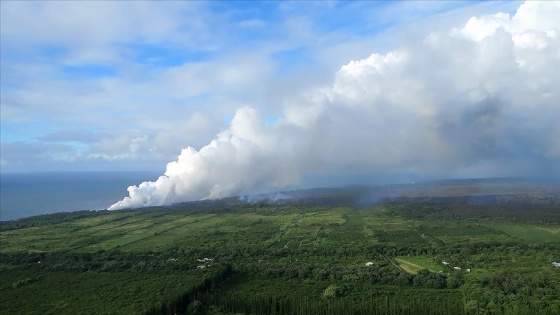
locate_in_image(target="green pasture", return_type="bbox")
[2,206,560,254]
[485,223,560,243]
[395,256,443,274]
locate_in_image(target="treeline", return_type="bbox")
[0,251,196,272]
[203,293,463,315]
[239,260,463,290]
[0,197,244,232]
[178,280,464,315]
[4,195,557,233]
[384,202,560,223]
[158,270,559,315]
[463,272,560,315]
[144,264,232,315]
[3,240,557,273]
[0,210,110,231]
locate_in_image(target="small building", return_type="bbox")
[466,269,471,273]
[442,261,450,266]
[454,267,461,270]
[365,262,374,267]
[553,262,560,268]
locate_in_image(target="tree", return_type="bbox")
[187,300,204,315]
[322,284,343,299]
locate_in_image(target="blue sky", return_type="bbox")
[0,1,525,173]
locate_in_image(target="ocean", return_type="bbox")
[0,171,161,221]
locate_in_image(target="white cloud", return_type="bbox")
[1,0,556,182]
[110,1,560,209]
[0,1,211,52]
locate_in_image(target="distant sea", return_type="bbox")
[0,171,160,221]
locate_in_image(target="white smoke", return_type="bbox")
[109,1,560,210]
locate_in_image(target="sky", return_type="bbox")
[1,1,559,208]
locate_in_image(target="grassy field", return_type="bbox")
[2,205,559,255]
[484,223,560,243]
[395,256,443,274]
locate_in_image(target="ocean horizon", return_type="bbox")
[0,171,161,221]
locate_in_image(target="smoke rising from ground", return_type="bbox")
[109,1,560,210]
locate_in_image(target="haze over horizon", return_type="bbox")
[1,1,559,210]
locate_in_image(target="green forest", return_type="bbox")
[1,189,559,314]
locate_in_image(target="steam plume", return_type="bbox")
[109,1,560,210]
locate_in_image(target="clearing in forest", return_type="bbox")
[396,256,441,274]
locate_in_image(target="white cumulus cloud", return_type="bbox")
[109,1,560,210]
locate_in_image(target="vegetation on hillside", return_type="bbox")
[1,185,559,314]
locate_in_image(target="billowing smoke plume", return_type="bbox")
[109,1,560,210]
